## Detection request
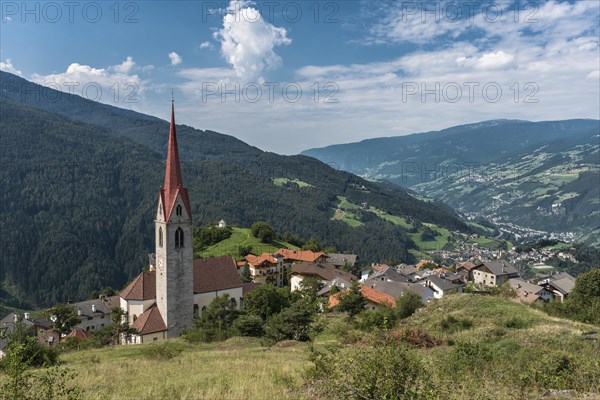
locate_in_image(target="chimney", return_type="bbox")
[13,314,18,323]
[24,312,30,320]
[92,304,96,313]
[77,308,81,317]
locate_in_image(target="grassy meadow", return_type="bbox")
[2,295,599,399]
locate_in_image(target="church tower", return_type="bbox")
[155,97,194,337]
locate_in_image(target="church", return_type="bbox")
[118,98,245,344]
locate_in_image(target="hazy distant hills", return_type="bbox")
[0,71,469,307]
[302,119,600,243]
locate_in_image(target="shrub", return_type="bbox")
[307,341,433,399]
[396,291,424,319]
[265,303,315,342]
[355,307,397,332]
[439,315,473,332]
[232,314,264,337]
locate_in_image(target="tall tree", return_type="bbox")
[335,282,366,318]
[46,304,81,335]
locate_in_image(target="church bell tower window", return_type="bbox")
[175,228,184,248]
[176,204,182,216]
[159,228,163,247]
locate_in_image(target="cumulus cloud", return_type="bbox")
[169,52,183,65]
[0,58,22,75]
[215,0,291,81]
[30,57,149,108]
[200,41,212,49]
[111,56,136,74]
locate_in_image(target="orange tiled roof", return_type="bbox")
[120,271,156,301]
[131,304,167,335]
[275,249,326,263]
[328,285,396,309]
[245,253,277,265]
[371,264,389,272]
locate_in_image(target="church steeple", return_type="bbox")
[160,96,192,221]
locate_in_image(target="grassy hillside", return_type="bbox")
[197,227,300,260]
[6,296,598,400]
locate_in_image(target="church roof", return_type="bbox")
[131,305,167,335]
[161,99,192,221]
[193,256,243,293]
[120,271,156,301]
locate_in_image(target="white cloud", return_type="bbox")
[169,52,183,65]
[30,57,149,109]
[200,41,212,49]
[0,58,22,75]
[110,56,136,74]
[215,0,291,82]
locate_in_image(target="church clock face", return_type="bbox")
[157,256,164,272]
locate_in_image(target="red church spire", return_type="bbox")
[160,95,192,221]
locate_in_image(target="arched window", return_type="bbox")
[158,227,163,247]
[176,204,182,216]
[175,228,184,248]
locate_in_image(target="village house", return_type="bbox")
[245,253,283,286]
[365,280,436,303]
[472,261,519,287]
[326,253,358,269]
[367,265,408,283]
[70,295,120,333]
[328,284,396,310]
[543,278,575,302]
[0,313,60,358]
[290,261,356,292]
[508,278,554,304]
[423,275,463,299]
[455,261,478,281]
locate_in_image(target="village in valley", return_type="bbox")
[0,103,583,350]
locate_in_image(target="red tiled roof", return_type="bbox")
[161,100,192,222]
[245,253,277,265]
[276,249,326,262]
[372,264,389,272]
[120,271,156,301]
[193,256,243,293]
[131,304,167,335]
[65,328,91,340]
[328,285,396,309]
[457,261,477,271]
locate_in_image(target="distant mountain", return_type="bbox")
[302,119,600,243]
[0,71,470,308]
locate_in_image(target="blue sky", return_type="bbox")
[1,0,599,153]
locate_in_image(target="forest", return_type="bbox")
[0,74,471,308]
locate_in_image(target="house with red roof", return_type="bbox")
[245,253,283,285]
[328,284,396,311]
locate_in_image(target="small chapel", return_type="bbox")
[118,98,245,344]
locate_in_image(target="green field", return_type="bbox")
[4,296,598,400]
[197,227,299,259]
[410,223,451,251]
[272,178,314,188]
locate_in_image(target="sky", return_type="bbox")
[1,0,599,154]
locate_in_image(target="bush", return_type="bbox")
[307,340,432,399]
[439,315,473,332]
[251,221,276,243]
[396,291,424,319]
[355,307,397,332]
[265,303,315,342]
[232,314,264,337]
[184,294,239,342]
